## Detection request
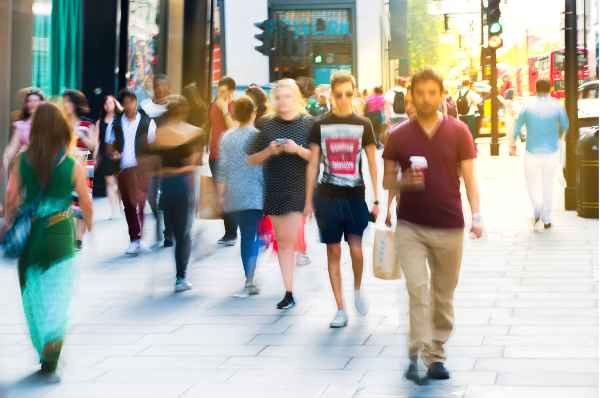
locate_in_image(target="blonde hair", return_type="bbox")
[270,79,307,116]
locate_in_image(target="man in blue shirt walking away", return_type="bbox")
[512,79,569,229]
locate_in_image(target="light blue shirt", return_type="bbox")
[215,127,264,213]
[513,95,569,154]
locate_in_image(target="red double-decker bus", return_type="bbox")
[528,48,589,98]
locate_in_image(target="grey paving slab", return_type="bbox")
[497,372,598,387]
[475,358,598,373]
[504,345,598,359]
[464,386,598,398]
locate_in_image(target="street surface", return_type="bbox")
[0,146,597,398]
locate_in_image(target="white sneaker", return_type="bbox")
[125,240,141,256]
[246,284,260,296]
[232,287,250,298]
[354,289,369,316]
[174,278,192,293]
[296,253,311,267]
[329,310,348,328]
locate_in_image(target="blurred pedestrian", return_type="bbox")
[304,71,380,328]
[353,88,367,116]
[209,77,239,246]
[3,88,44,174]
[385,77,409,125]
[383,69,482,384]
[497,88,517,154]
[296,76,320,117]
[248,79,313,310]
[148,95,203,293]
[141,74,174,248]
[456,79,482,140]
[216,96,264,298]
[512,79,569,229]
[366,86,386,146]
[63,90,95,251]
[183,82,209,130]
[94,95,122,219]
[246,84,270,122]
[106,89,157,256]
[4,102,92,375]
[443,88,458,118]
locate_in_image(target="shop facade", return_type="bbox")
[9,0,213,118]
[223,0,391,91]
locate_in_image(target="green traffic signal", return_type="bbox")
[489,21,502,35]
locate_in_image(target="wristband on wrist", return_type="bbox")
[472,213,482,224]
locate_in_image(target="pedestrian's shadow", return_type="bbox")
[121,292,204,320]
[3,371,60,397]
[94,249,165,268]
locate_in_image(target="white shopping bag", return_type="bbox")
[372,228,402,280]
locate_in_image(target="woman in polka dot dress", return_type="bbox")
[248,79,313,310]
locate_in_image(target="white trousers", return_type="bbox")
[524,151,560,224]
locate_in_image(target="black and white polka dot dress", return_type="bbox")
[250,115,313,216]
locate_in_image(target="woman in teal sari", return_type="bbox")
[4,102,93,374]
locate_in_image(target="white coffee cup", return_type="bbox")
[409,156,428,171]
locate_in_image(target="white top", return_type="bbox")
[105,113,157,170]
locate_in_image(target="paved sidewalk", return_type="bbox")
[0,151,597,398]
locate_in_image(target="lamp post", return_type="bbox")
[564,0,579,210]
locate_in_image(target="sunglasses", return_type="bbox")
[333,91,354,99]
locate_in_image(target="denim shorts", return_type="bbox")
[314,195,369,244]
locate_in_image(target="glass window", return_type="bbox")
[270,8,353,83]
[127,0,164,102]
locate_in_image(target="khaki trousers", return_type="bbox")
[395,220,464,365]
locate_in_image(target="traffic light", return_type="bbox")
[255,19,275,56]
[487,0,503,49]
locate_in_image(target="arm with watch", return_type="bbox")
[364,143,380,220]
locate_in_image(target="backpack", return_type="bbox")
[446,96,458,118]
[393,90,405,114]
[456,90,470,115]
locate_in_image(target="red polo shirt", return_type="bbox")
[208,102,233,160]
[382,116,476,229]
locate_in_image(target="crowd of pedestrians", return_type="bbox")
[0,66,571,385]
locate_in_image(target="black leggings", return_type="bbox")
[160,173,195,279]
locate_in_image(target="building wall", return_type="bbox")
[355,0,385,90]
[11,0,33,110]
[0,0,13,175]
[224,0,270,87]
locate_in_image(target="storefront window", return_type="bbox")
[212,0,224,84]
[271,9,353,84]
[127,0,165,101]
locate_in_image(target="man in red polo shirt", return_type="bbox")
[209,77,237,246]
[382,69,483,384]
